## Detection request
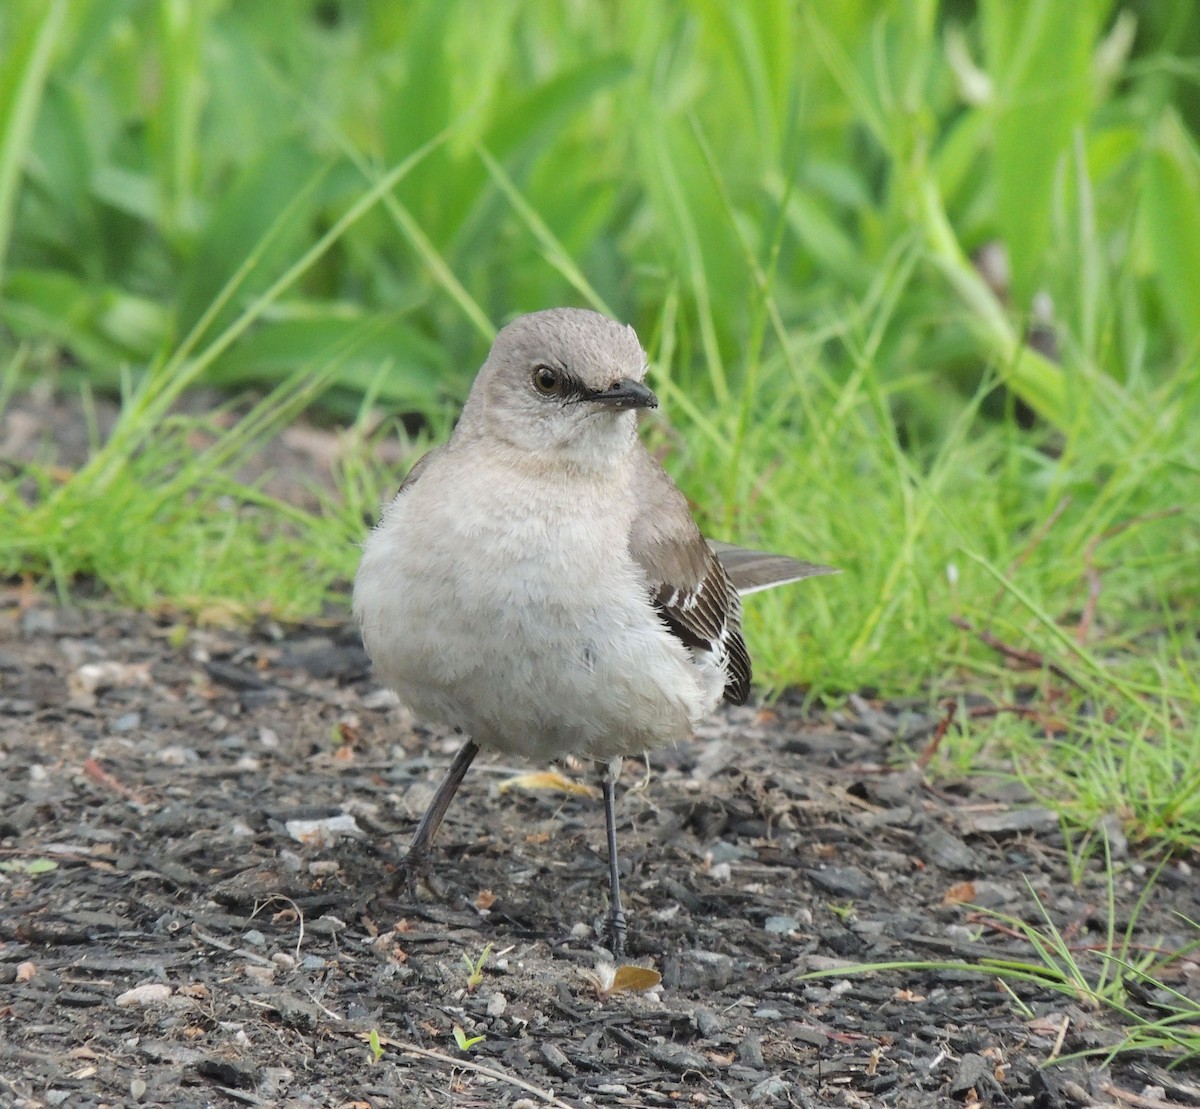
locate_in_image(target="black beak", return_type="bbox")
[584,378,658,411]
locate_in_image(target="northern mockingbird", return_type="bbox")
[354,307,833,954]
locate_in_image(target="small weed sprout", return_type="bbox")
[462,942,493,990]
[367,1028,383,1064]
[453,1025,485,1052]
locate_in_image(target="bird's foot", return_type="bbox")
[367,846,441,918]
[604,906,627,959]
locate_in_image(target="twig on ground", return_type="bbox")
[917,699,957,769]
[82,758,147,804]
[355,1034,580,1108]
[950,616,1081,688]
[1103,1082,1189,1108]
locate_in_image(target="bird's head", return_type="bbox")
[461,308,657,470]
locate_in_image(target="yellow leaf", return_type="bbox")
[609,965,662,993]
[497,771,597,797]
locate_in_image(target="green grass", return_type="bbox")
[1,3,1199,855]
[804,850,1200,1067]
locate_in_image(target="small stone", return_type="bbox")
[272,953,296,970]
[286,813,361,845]
[21,608,58,635]
[45,1091,71,1107]
[950,1052,991,1094]
[707,840,748,864]
[970,880,1020,907]
[694,1008,722,1036]
[737,1035,764,1067]
[764,915,799,934]
[749,1076,789,1102]
[806,865,875,899]
[244,964,276,985]
[961,808,1058,836]
[157,744,197,765]
[1097,812,1129,859]
[752,1008,782,1020]
[129,1078,147,1100]
[919,826,979,871]
[486,992,507,1017]
[111,712,142,733]
[308,860,339,877]
[116,984,172,1007]
[242,929,266,947]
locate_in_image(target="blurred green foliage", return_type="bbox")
[1,0,1197,423]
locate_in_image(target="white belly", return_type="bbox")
[353,460,722,760]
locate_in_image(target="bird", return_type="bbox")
[353,307,834,955]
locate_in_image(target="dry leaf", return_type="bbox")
[610,965,662,993]
[582,962,662,998]
[943,880,976,905]
[475,889,497,910]
[16,961,36,983]
[497,771,597,797]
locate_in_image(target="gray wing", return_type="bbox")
[627,449,751,705]
[708,541,838,595]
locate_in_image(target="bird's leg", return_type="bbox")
[601,756,627,958]
[398,737,479,873]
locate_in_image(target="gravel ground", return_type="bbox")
[2,600,1198,1108]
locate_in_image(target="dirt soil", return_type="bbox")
[1,599,1198,1109]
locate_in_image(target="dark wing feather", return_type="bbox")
[627,450,751,705]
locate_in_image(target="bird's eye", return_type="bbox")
[531,364,563,395]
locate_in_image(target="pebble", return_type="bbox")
[970,880,1020,907]
[129,1078,147,1101]
[707,840,749,864]
[737,1034,764,1067]
[116,984,172,1007]
[950,1052,992,1094]
[694,1008,722,1036]
[960,807,1058,835]
[272,953,295,970]
[748,1076,789,1103]
[308,860,339,877]
[764,915,799,934]
[486,992,507,1017]
[111,712,142,733]
[919,826,979,871]
[243,929,266,946]
[156,744,197,765]
[244,964,276,985]
[285,813,362,844]
[21,608,58,635]
[807,865,875,899]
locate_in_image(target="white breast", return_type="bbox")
[353,453,723,761]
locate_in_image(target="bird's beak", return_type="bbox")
[584,379,658,411]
